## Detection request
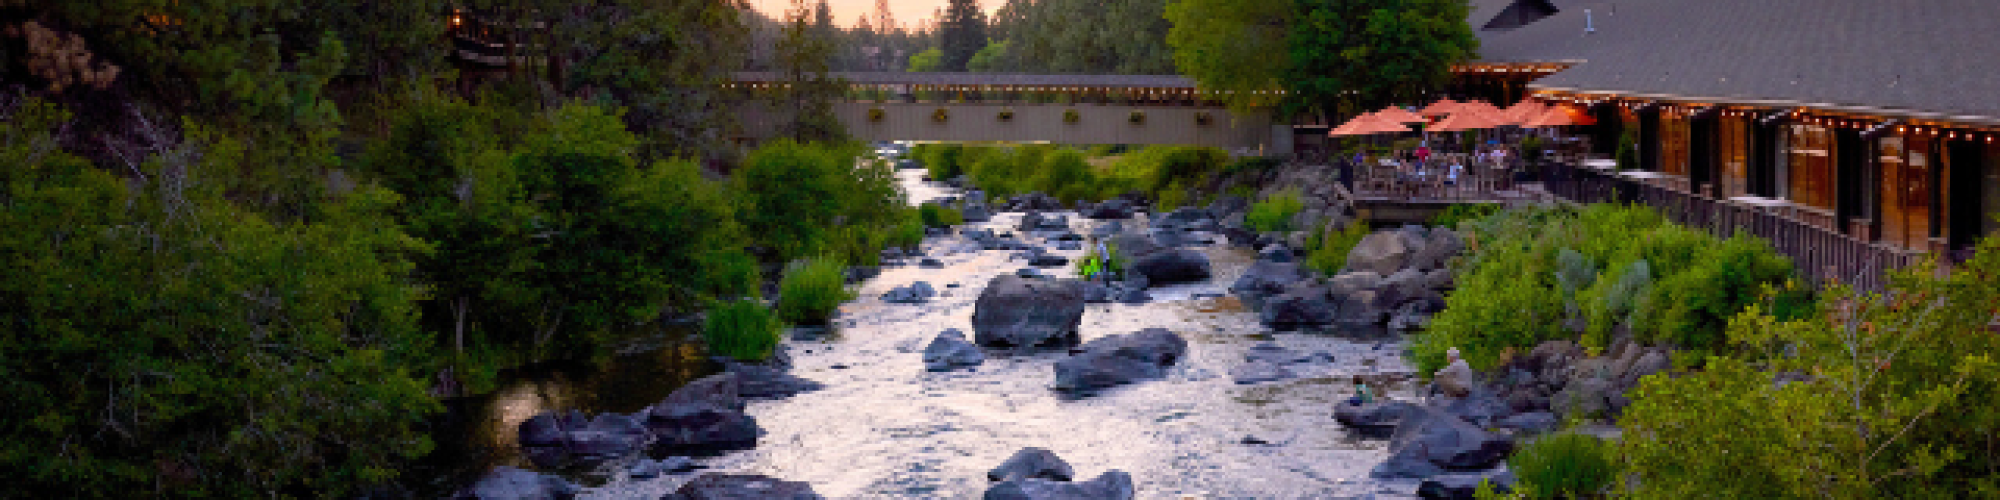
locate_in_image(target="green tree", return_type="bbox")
[967,39,1013,72]
[1284,0,1477,121]
[1165,0,1293,110]
[0,97,441,497]
[939,0,989,71]
[908,47,945,72]
[1167,0,1477,119]
[774,0,850,143]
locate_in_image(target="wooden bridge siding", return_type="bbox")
[736,102,1275,150]
[1542,163,1921,292]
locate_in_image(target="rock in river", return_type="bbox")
[924,328,986,372]
[972,275,1086,351]
[662,474,824,500]
[1053,328,1187,393]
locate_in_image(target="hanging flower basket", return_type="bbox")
[932,108,949,122]
[1064,109,1080,123]
[868,108,886,122]
[998,109,1015,121]
[1195,112,1213,126]
[1128,111,1146,124]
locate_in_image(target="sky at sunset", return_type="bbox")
[746,0,997,29]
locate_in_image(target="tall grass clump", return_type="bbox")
[1508,432,1617,498]
[776,257,856,325]
[918,203,963,228]
[1245,188,1306,232]
[703,298,785,361]
[1304,220,1370,275]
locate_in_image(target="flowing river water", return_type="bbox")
[434,167,1434,499]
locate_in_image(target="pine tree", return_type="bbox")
[939,0,988,71]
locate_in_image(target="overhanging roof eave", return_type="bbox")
[1528,84,2000,127]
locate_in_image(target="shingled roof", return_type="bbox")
[1473,0,2000,124]
[731,72,1198,88]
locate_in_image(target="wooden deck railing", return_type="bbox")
[1541,162,1922,292]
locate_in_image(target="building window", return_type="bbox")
[1719,116,1750,197]
[1785,123,1836,211]
[1880,135,1932,250]
[1660,112,1691,178]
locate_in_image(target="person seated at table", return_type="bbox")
[1445,162,1463,186]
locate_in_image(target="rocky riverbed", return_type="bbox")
[455,166,1496,499]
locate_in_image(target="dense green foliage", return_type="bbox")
[1245,188,1306,232]
[1167,0,1478,118]
[1613,236,2000,498]
[1304,219,1371,275]
[1415,205,1796,373]
[1282,0,1478,121]
[736,140,907,264]
[918,144,1232,207]
[776,257,856,325]
[1429,203,1502,231]
[938,0,990,71]
[980,0,1177,74]
[703,298,786,361]
[1,98,439,497]
[1508,432,1617,498]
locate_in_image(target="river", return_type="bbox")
[437,166,1434,499]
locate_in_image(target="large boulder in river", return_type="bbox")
[644,373,760,454]
[663,474,824,500]
[1335,400,1421,438]
[1231,260,1313,311]
[1084,199,1136,219]
[988,448,1074,482]
[1261,285,1337,329]
[961,204,993,223]
[455,466,579,500]
[1372,406,1516,478]
[1346,230,1427,275]
[1053,328,1187,393]
[924,328,986,371]
[517,410,645,468]
[1128,249,1212,284]
[985,471,1135,500]
[973,276,1087,351]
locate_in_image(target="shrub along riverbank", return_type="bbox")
[1433,205,2000,498]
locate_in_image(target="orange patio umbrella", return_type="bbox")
[1499,100,1550,125]
[1417,98,1463,117]
[1373,106,1429,124]
[1453,99,1504,117]
[1328,112,1384,136]
[1429,107,1509,131]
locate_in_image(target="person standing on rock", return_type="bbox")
[1349,375,1373,406]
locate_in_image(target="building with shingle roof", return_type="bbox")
[1463,0,2000,268]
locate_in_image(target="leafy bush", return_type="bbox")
[1154,180,1190,211]
[1245,188,1306,232]
[1415,236,1566,373]
[1430,203,1503,231]
[703,298,785,361]
[1642,234,1793,351]
[1509,432,1617,499]
[776,257,855,325]
[1579,258,1652,354]
[916,143,966,180]
[1619,239,2000,498]
[918,203,964,228]
[737,140,903,263]
[1304,219,1370,276]
[1036,148,1098,203]
[887,212,927,250]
